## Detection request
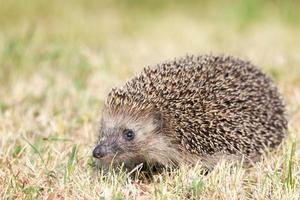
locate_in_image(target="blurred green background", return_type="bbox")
[0,0,299,96]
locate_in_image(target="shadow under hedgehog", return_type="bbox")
[92,55,287,172]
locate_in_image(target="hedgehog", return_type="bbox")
[92,55,287,171]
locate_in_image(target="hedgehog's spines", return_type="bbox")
[103,54,287,164]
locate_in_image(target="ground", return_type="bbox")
[0,0,300,199]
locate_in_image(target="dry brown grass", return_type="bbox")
[0,1,300,199]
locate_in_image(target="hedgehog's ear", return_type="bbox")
[152,111,164,132]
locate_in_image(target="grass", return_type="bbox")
[0,0,300,199]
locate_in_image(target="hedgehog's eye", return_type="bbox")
[123,129,135,141]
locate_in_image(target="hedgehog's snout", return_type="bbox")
[93,141,120,160]
[93,145,107,158]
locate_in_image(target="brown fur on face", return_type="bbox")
[94,106,184,171]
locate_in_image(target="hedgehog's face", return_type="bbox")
[93,108,165,171]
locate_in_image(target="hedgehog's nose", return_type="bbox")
[93,145,107,158]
